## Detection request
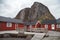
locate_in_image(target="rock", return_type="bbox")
[29,2,55,21]
[15,8,30,21]
[15,2,55,23]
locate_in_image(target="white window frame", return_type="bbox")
[51,24,55,30]
[45,24,48,29]
[6,22,12,27]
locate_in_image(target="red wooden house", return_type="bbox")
[41,20,57,30]
[0,16,58,32]
[25,20,57,31]
[0,16,24,31]
[56,19,60,31]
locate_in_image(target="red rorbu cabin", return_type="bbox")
[40,20,57,31]
[0,16,24,31]
[56,19,60,31]
[0,16,58,32]
[24,20,57,32]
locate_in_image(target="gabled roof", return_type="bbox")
[0,16,23,23]
[42,20,56,24]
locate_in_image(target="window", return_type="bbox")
[57,24,60,28]
[51,24,55,30]
[59,24,60,28]
[7,23,12,27]
[45,24,48,29]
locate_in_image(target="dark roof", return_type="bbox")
[0,16,37,25]
[42,20,56,24]
[56,19,60,24]
[24,20,37,25]
[0,16,23,23]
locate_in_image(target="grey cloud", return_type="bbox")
[0,0,60,19]
[0,0,4,4]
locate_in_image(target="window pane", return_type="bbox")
[7,23,12,27]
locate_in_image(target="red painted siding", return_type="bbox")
[18,24,24,29]
[0,22,16,31]
[48,24,51,30]
[1,22,6,30]
[0,22,2,31]
[41,24,45,28]
[32,25,35,28]
[0,21,57,31]
[0,21,25,31]
[54,24,57,30]
[27,25,29,29]
[36,23,41,28]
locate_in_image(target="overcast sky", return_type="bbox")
[0,0,60,19]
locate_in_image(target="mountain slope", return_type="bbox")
[15,2,55,22]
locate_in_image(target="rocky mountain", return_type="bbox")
[15,8,30,21]
[15,2,55,22]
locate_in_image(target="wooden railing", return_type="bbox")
[27,28,48,33]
